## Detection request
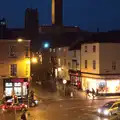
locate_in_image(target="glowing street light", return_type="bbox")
[63,79,67,84]
[31,57,38,64]
[17,38,23,42]
[43,42,50,48]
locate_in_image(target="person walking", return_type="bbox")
[21,111,27,120]
[92,88,95,100]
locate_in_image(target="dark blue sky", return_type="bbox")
[0,0,120,32]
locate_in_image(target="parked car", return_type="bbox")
[0,99,27,111]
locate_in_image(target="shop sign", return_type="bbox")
[11,78,24,83]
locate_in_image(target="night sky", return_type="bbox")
[0,0,120,32]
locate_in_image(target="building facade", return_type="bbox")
[81,43,120,93]
[0,40,31,98]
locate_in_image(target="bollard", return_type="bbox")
[70,92,73,97]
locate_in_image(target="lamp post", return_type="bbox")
[63,79,67,96]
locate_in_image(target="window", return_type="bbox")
[73,50,76,57]
[85,60,87,68]
[64,59,66,66]
[112,61,116,70]
[25,46,29,57]
[68,62,71,68]
[93,45,96,52]
[49,48,52,52]
[53,49,55,52]
[93,60,96,69]
[9,46,16,57]
[10,64,17,76]
[72,60,77,70]
[85,46,87,52]
[58,58,61,66]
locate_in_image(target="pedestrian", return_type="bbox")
[86,88,90,99]
[92,88,95,99]
[21,111,27,120]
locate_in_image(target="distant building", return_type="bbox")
[0,18,7,39]
[71,32,120,94]
[0,40,31,98]
[24,8,39,40]
[52,0,63,26]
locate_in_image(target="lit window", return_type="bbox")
[112,61,116,70]
[58,48,61,51]
[85,46,87,52]
[58,58,61,66]
[93,60,96,69]
[49,48,52,52]
[93,45,96,52]
[10,64,17,76]
[9,46,16,57]
[53,49,55,52]
[85,60,87,68]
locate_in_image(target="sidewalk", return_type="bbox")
[31,83,120,101]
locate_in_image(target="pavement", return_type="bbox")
[31,83,120,102]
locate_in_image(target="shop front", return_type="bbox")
[83,77,120,94]
[69,70,81,89]
[3,78,29,97]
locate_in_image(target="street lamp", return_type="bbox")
[31,57,38,64]
[63,79,67,96]
[17,38,23,42]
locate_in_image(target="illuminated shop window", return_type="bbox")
[5,83,12,87]
[14,83,21,86]
[5,88,13,96]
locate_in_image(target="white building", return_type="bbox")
[81,42,120,93]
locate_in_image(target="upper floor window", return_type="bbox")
[58,58,61,66]
[10,64,17,76]
[25,46,29,57]
[93,60,96,69]
[68,62,71,68]
[85,46,87,52]
[93,45,96,52]
[73,50,76,57]
[64,59,66,66]
[72,60,77,70]
[112,61,116,70]
[53,49,55,52]
[9,46,16,57]
[49,48,52,52]
[85,60,87,68]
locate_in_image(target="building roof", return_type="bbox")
[70,32,120,50]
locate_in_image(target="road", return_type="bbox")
[19,98,120,120]
[0,98,120,120]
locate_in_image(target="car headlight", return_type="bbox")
[98,108,101,113]
[104,110,109,115]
